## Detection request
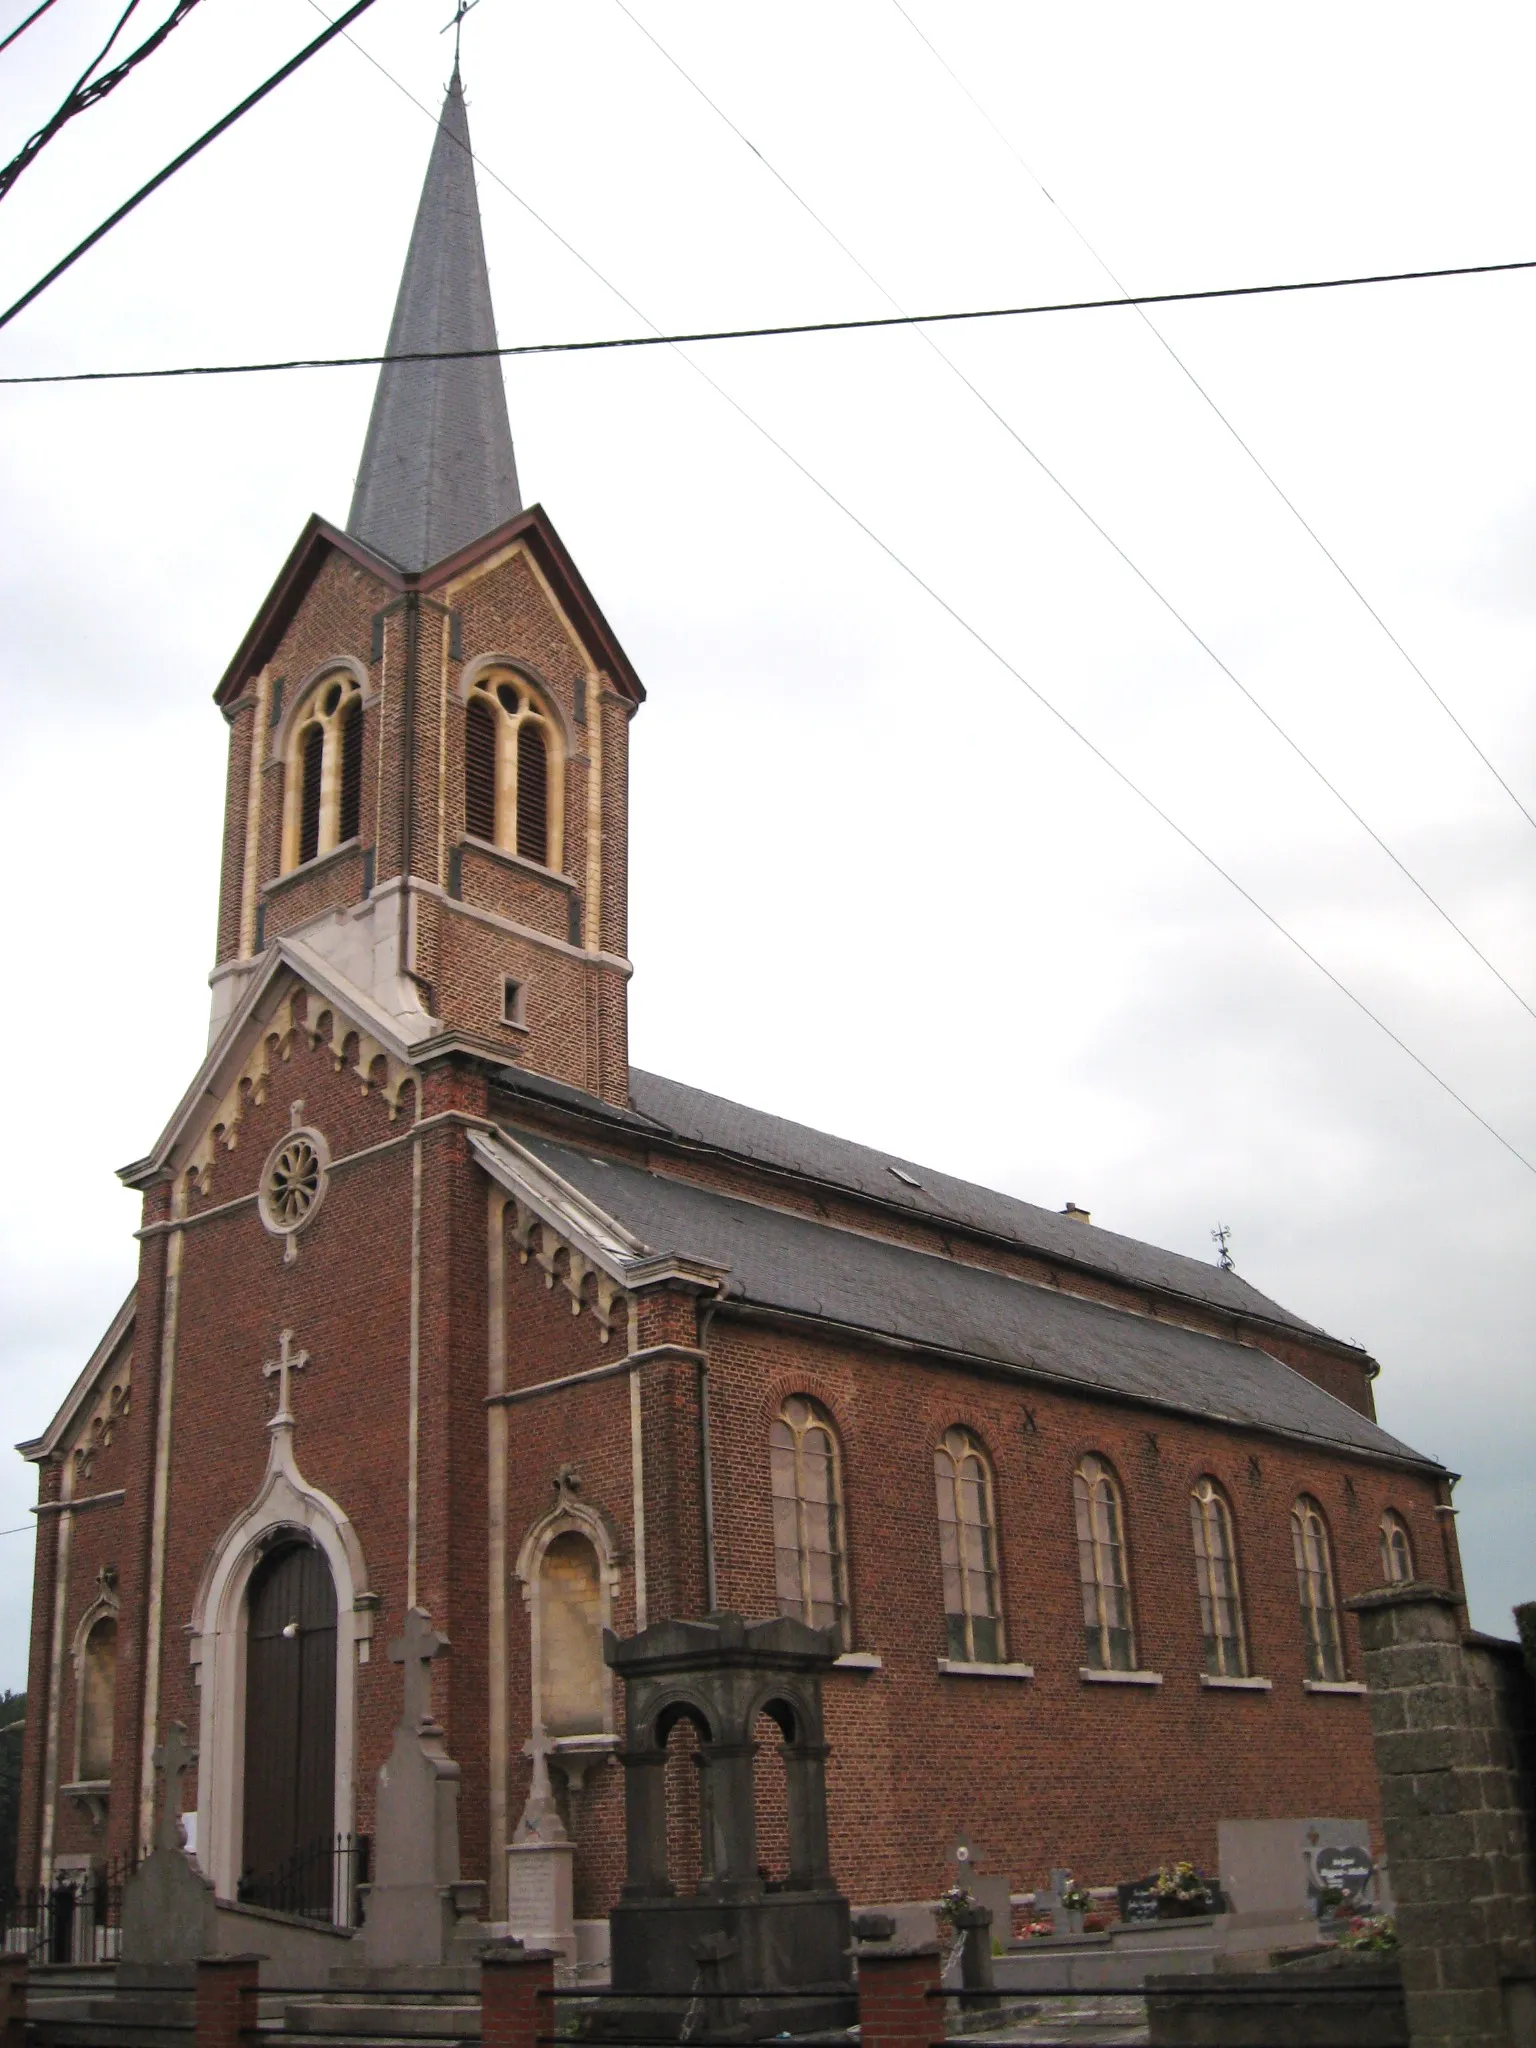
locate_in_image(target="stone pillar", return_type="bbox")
[194,1955,260,2048]
[783,1741,833,1888]
[481,1943,554,2048]
[617,1749,672,1899]
[1350,1582,1536,2048]
[697,1741,759,1896]
[857,1943,941,2048]
[0,1955,27,2048]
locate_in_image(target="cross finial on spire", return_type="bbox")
[441,0,481,75]
[1211,1224,1234,1272]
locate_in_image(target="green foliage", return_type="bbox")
[0,1689,27,1898]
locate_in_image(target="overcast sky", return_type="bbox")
[1,1,1532,1693]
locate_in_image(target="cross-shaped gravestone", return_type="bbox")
[950,1833,984,1884]
[389,1608,447,1732]
[151,1722,196,1853]
[263,1327,309,1425]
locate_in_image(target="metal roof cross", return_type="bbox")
[441,0,481,71]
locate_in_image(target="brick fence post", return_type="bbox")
[0,1954,27,2048]
[194,1954,261,2048]
[1350,1581,1536,2048]
[481,1941,555,2048]
[857,1943,942,2048]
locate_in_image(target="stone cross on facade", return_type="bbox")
[264,1327,309,1427]
[151,1721,196,1853]
[390,1607,447,1732]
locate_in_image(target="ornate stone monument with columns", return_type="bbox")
[603,1612,852,2035]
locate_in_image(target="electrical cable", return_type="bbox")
[0,0,381,336]
[1,0,207,207]
[6,253,1536,386]
[0,0,60,58]
[134,10,1531,1180]
[608,3,1536,1032]
[888,0,1536,837]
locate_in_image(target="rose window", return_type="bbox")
[259,1126,330,1243]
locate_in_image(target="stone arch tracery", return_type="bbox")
[277,665,367,872]
[186,1419,373,1903]
[459,658,566,869]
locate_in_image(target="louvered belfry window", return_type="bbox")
[516,719,549,864]
[297,724,324,866]
[465,697,497,842]
[338,697,363,844]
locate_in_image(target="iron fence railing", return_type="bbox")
[0,1853,134,1964]
[236,1830,370,1927]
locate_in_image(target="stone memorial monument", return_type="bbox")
[603,1612,853,2037]
[506,1730,576,1965]
[120,1723,219,1964]
[360,1608,487,1967]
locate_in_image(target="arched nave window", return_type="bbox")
[770,1396,848,1645]
[1292,1495,1346,1682]
[1190,1477,1248,1678]
[1075,1454,1136,1672]
[934,1427,1003,1663]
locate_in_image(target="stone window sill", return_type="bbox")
[937,1659,1034,1680]
[1080,1666,1163,1686]
[1200,1673,1273,1691]
[1303,1679,1368,1695]
[264,837,361,895]
[460,834,573,892]
[833,1652,884,1671]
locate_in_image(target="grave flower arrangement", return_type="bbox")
[1150,1861,1213,1914]
[1338,1914,1398,1954]
[1061,1884,1093,1915]
[934,1882,975,1927]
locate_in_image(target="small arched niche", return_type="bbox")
[515,1473,620,1787]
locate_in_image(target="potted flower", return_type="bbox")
[935,1881,990,1931]
[1339,1914,1398,1954]
[1151,1861,1214,1919]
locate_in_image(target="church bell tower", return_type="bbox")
[205,68,643,1107]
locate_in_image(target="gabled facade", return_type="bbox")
[15,67,1463,1929]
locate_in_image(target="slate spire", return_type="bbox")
[347,68,521,571]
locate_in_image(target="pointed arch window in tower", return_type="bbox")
[298,724,324,866]
[465,697,497,841]
[338,695,364,846]
[282,672,364,873]
[516,718,549,864]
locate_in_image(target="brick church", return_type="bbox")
[16,69,1460,1934]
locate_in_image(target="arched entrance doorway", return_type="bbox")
[239,1539,337,1913]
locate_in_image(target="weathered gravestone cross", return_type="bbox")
[390,1607,447,1732]
[151,1721,196,1852]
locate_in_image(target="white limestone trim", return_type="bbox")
[487,1189,512,1921]
[1199,1673,1273,1691]
[186,1411,373,1902]
[936,1659,1033,1680]
[138,1223,183,1856]
[1079,1667,1164,1686]
[38,1452,76,1885]
[407,1139,423,1610]
[268,656,372,765]
[1302,1679,1368,1695]
[456,653,577,751]
[832,1652,884,1671]
[70,1574,121,1786]
[515,1480,622,1775]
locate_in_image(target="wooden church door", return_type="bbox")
[240,1540,337,1913]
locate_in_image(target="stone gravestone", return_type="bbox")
[1042,1866,1076,1938]
[949,1835,1012,1941]
[505,1729,576,1966]
[361,1609,486,1967]
[1218,1818,1376,1922]
[120,1723,219,1964]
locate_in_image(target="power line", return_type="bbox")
[7,250,1536,386]
[611,1,1536,1033]
[0,0,60,58]
[2,0,206,207]
[888,0,1536,838]
[0,0,381,336]
[327,18,1535,1175]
